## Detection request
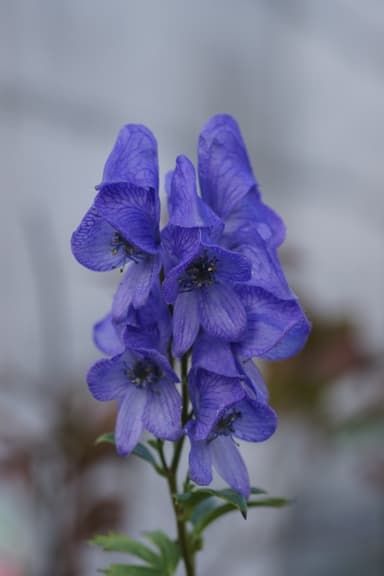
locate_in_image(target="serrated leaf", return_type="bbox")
[103,565,162,576]
[90,533,159,566]
[144,531,180,574]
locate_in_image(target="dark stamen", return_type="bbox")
[111,232,145,264]
[126,359,163,389]
[178,250,218,292]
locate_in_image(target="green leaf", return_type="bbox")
[248,497,291,509]
[95,434,162,473]
[103,565,162,576]
[192,495,291,535]
[90,533,159,566]
[250,487,267,495]
[144,530,180,574]
[95,432,116,446]
[176,487,248,519]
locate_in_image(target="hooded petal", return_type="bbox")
[100,124,159,193]
[168,155,223,231]
[199,283,247,341]
[143,379,182,440]
[198,114,259,219]
[206,244,251,284]
[232,398,277,442]
[93,312,124,356]
[86,352,135,401]
[188,439,213,486]
[115,385,147,456]
[210,435,250,498]
[71,205,128,271]
[95,183,159,254]
[161,225,202,275]
[235,286,311,360]
[172,291,200,357]
[224,189,286,248]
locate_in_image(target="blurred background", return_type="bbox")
[0,1,383,575]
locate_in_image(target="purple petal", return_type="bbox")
[93,312,124,356]
[115,386,147,456]
[86,353,134,401]
[143,380,182,440]
[235,286,311,360]
[100,124,159,193]
[199,283,247,341]
[198,114,259,219]
[206,245,251,284]
[240,360,269,402]
[95,183,159,254]
[192,333,241,378]
[224,189,286,248]
[189,370,245,440]
[188,439,213,486]
[161,225,201,274]
[112,256,160,321]
[210,435,250,498]
[71,205,127,271]
[168,155,223,231]
[233,399,277,442]
[172,291,200,357]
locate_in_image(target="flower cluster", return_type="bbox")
[71,115,310,498]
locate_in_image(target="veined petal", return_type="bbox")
[112,256,160,322]
[172,291,200,357]
[71,205,127,271]
[192,333,241,378]
[233,399,277,442]
[87,353,134,401]
[199,283,247,341]
[198,114,259,219]
[168,155,223,231]
[143,380,182,441]
[225,189,286,248]
[240,360,269,402]
[206,244,251,284]
[188,439,213,486]
[210,435,250,498]
[189,370,245,440]
[235,286,311,360]
[161,225,201,273]
[93,312,124,356]
[100,124,159,193]
[115,386,147,456]
[95,183,159,254]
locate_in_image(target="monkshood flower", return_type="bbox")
[87,347,182,455]
[162,155,254,356]
[71,124,161,310]
[197,114,294,299]
[186,368,277,498]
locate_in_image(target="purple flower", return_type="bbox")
[186,368,277,497]
[162,233,251,356]
[87,347,182,455]
[71,124,161,309]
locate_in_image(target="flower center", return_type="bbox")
[111,231,145,263]
[178,251,218,292]
[209,407,242,441]
[127,359,163,388]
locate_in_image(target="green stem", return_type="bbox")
[156,353,195,576]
